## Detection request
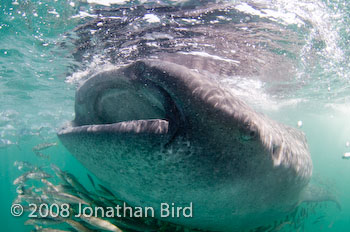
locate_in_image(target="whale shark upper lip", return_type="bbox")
[57,119,169,135]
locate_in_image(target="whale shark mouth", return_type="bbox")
[58,61,183,143]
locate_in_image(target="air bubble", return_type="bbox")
[297,121,303,128]
[343,152,350,159]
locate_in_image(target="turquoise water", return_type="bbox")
[1,0,350,231]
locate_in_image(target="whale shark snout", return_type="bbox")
[58,60,313,231]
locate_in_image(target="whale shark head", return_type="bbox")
[58,60,312,231]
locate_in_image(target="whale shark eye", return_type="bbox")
[238,125,257,141]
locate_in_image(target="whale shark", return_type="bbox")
[58,3,338,231]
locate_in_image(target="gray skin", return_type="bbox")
[58,59,314,231]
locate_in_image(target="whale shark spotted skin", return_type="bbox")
[56,2,337,231]
[58,59,313,231]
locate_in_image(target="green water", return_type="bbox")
[1,0,350,231]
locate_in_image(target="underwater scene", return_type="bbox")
[1,0,350,231]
